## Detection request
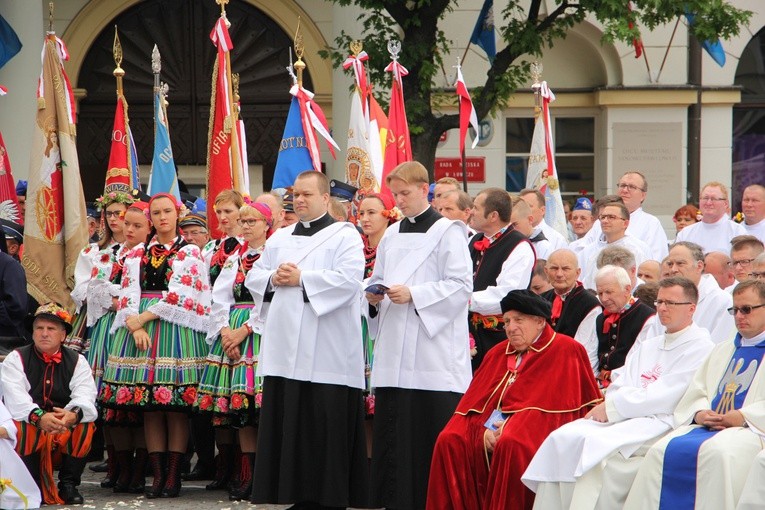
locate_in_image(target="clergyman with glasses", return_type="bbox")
[582,172,669,260]
[676,181,746,254]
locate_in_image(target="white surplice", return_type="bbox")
[523,322,714,510]
[623,330,765,510]
[743,218,765,243]
[675,216,747,254]
[0,401,41,509]
[245,221,365,389]
[583,208,669,261]
[579,234,653,290]
[368,218,473,393]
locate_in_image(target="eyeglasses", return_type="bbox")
[616,183,645,192]
[749,271,765,280]
[699,196,727,202]
[104,211,124,218]
[237,218,264,227]
[654,300,693,308]
[731,258,755,267]
[184,229,207,237]
[726,304,765,316]
[599,214,625,222]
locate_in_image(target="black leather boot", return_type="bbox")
[99,444,119,488]
[228,452,255,501]
[205,444,234,490]
[145,451,166,499]
[58,455,87,505]
[160,451,184,498]
[129,448,148,493]
[112,450,134,493]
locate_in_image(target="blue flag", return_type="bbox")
[272,96,314,189]
[148,91,180,199]
[685,13,726,67]
[470,0,496,63]
[0,14,21,70]
[128,127,141,191]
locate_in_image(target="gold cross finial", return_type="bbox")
[216,0,229,16]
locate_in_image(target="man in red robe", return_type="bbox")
[426,289,602,510]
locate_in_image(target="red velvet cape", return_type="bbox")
[426,325,602,510]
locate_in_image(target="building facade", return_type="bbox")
[0,0,763,234]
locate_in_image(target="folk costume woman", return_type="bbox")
[99,193,211,499]
[200,189,245,490]
[100,201,152,494]
[67,190,132,488]
[68,191,132,353]
[357,194,400,422]
[197,201,272,501]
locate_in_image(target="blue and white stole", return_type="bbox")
[658,334,765,509]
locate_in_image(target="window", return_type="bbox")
[505,116,595,200]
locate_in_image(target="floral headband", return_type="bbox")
[95,191,135,210]
[243,198,274,228]
[34,302,73,325]
[149,193,188,219]
[365,193,403,223]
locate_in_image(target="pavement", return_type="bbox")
[45,467,290,510]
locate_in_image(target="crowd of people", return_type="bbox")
[0,165,764,510]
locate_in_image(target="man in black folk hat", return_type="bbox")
[0,303,98,505]
[426,290,601,510]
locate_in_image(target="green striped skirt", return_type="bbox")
[99,293,208,413]
[362,315,375,417]
[196,303,262,428]
[87,309,116,393]
[64,305,90,354]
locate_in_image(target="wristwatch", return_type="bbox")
[69,406,83,424]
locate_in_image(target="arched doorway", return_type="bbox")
[732,26,765,212]
[75,0,312,199]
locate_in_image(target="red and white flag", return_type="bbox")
[380,59,411,198]
[455,66,480,153]
[206,16,241,238]
[24,33,89,312]
[627,1,644,59]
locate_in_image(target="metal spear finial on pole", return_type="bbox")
[113,26,125,96]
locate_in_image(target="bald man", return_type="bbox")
[704,252,735,290]
[742,184,765,241]
[541,249,602,370]
[637,260,661,283]
[255,192,284,230]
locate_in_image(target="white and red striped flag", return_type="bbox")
[454,65,480,153]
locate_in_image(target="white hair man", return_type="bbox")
[676,181,746,254]
[524,277,714,510]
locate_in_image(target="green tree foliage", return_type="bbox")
[320,0,751,175]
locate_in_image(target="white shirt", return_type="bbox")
[579,234,653,290]
[744,218,765,243]
[538,220,569,252]
[470,240,535,316]
[584,207,669,261]
[675,215,747,254]
[1,349,98,423]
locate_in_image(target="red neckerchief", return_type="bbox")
[551,282,581,322]
[42,351,62,364]
[473,225,512,253]
[601,296,636,333]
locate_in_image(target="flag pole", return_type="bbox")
[113,26,134,191]
[456,57,468,192]
[216,0,242,193]
[655,17,681,84]
[293,17,305,88]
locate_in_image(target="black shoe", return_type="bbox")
[181,463,215,481]
[59,484,84,505]
[89,461,109,473]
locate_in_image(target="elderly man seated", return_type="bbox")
[0,303,98,505]
[623,280,765,510]
[522,277,714,510]
[426,290,602,510]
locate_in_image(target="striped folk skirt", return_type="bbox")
[196,303,262,427]
[87,309,116,393]
[99,293,208,414]
[64,305,89,354]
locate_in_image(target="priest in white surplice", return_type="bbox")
[623,280,765,510]
[366,161,472,510]
[523,277,713,510]
[676,181,746,254]
[741,184,765,242]
[581,172,669,261]
[245,171,369,509]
